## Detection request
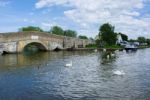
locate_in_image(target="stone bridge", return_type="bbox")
[0,32,92,53]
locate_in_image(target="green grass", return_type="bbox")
[104,45,123,49]
[138,46,149,49]
[85,44,98,48]
[85,44,124,49]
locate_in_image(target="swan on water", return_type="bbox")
[107,54,110,59]
[103,49,106,52]
[94,49,98,52]
[110,53,115,58]
[65,61,72,67]
[115,50,119,52]
[113,70,125,76]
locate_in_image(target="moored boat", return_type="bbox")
[125,44,137,51]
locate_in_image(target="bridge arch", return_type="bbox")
[18,40,49,52]
[24,42,47,51]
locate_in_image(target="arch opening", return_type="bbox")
[23,42,47,54]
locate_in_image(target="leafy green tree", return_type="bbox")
[99,23,117,45]
[138,36,146,43]
[128,39,137,42]
[50,26,64,36]
[119,33,128,41]
[19,26,43,32]
[64,30,77,37]
[78,35,88,39]
[89,37,94,41]
[146,39,150,45]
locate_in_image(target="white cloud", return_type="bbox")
[41,21,68,31]
[23,18,35,24]
[41,22,53,30]
[35,0,150,38]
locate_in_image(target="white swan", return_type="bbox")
[110,53,116,58]
[94,49,98,52]
[65,61,72,67]
[107,54,110,59]
[113,70,125,76]
[103,49,106,52]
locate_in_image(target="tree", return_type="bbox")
[99,23,117,45]
[138,36,146,43]
[89,37,94,41]
[119,33,128,41]
[146,39,150,45]
[50,26,64,36]
[78,35,88,39]
[128,39,137,42]
[64,30,77,37]
[19,26,43,32]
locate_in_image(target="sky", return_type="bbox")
[0,0,150,39]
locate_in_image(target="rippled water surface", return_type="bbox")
[0,49,150,100]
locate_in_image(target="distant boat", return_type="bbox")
[125,44,137,51]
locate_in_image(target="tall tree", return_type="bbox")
[138,36,146,43]
[19,26,43,32]
[50,26,64,36]
[89,37,94,41]
[119,33,128,41]
[146,39,150,45]
[99,23,117,45]
[128,39,137,42]
[64,30,77,37]
[78,35,88,39]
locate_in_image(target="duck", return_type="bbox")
[65,61,72,67]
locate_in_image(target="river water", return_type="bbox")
[0,49,150,100]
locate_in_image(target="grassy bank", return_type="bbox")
[138,46,150,49]
[104,45,124,49]
[86,44,123,49]
[85,44,97,49]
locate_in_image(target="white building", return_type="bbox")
[116,34,123,44]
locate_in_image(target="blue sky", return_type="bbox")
[0,0,150,39]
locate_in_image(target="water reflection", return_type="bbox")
[0,49,150,100]
[100,50,117,65]
[0,51,94,68]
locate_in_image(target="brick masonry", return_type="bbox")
[0,32,92,53]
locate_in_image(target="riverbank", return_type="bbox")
[68,48,124,51]
[1,46,149,55]
[83,45,150,51]
[138,46,150,49]
[84,44,124,51]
